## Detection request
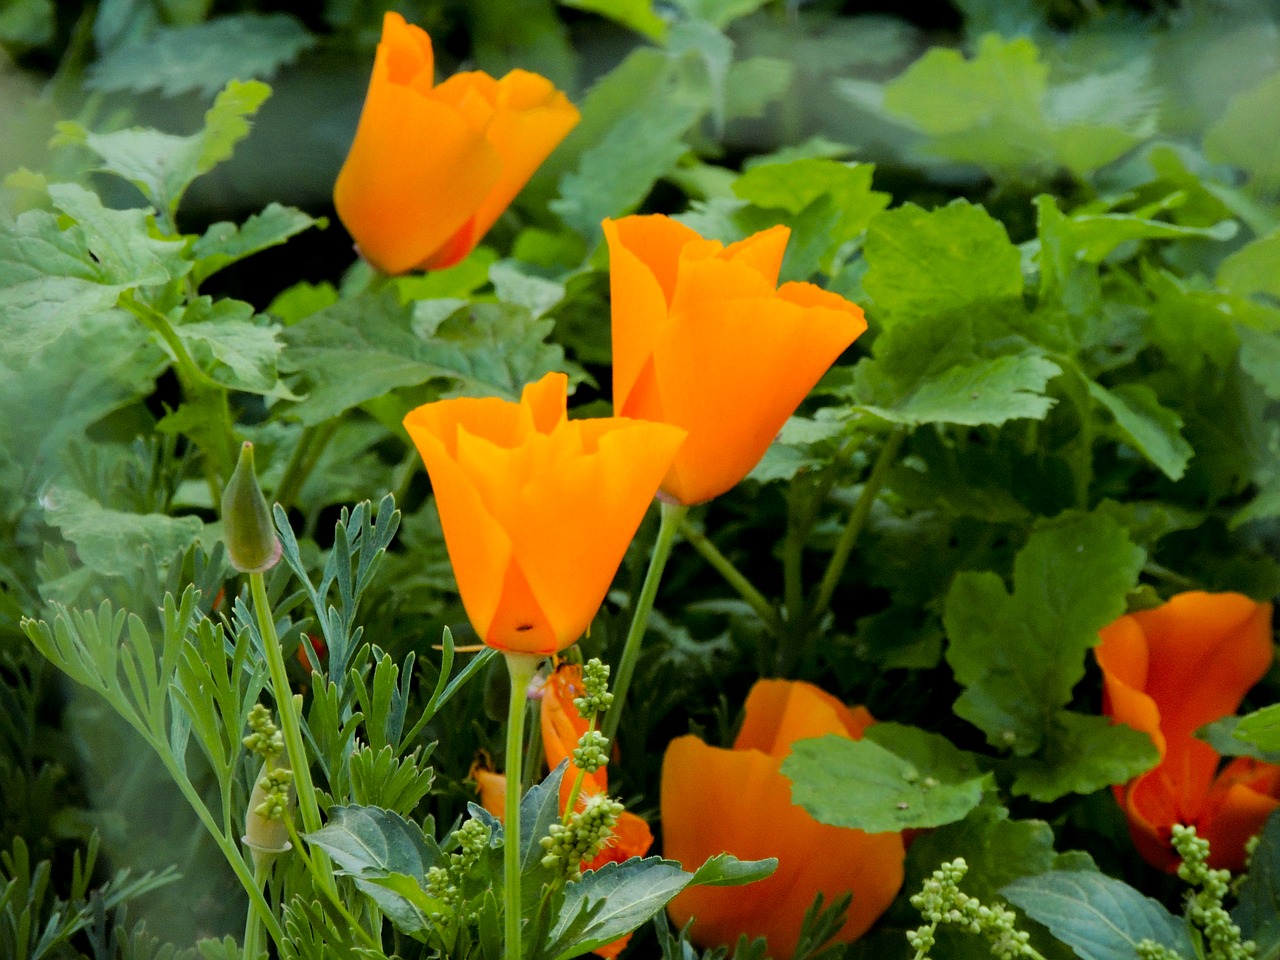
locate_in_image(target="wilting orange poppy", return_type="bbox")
[404,372,685,655]
[662,679,905,956]
[1096,591,1276,872]
[334,12,579,275]
[603,215,867,505]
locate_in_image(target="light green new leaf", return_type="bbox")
[1087,381,1194,480]
[60,80,272,223]
[686,853,776,887]
[944,511,1145,754]
[734,159,889,251]
[863,200,1023,325]
[85,13,314,97]
[1205,71,1280,191]
[783,724,989,832]
[191,203,323,287]
[1002,871,1194,960]
[557,0,666,41]
[858,353,1061,427]
[1009,712,1159,802]
[43,487,203,578]
[1218,229,1280,300]
[1232,704,1280,755]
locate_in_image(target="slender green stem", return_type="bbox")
[601,500,687,744]
[521,699,543,794]
[284,819,383,951]
[274,422,338,513]
[559,714,598,826]
[503,652,543,960]
[242,858,269,960]
[678,518,784,639]
[806,428,907,636]
[250,572,340,902]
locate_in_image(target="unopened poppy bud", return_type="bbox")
[221,442,281,574]
[243,757,294,869]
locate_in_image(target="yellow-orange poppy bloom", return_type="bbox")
[603,215,868,505]
[1095,591,1276,872]
[404,372,685,655]
[334,12,580,275]
[662,679,905,956]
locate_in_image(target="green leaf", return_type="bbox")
[191,203,323,287]
[672,0,771,28]
[281,292,567,426]
[1087,381,1194,480]
[1218,229,1280,299]
[85,13,314,97]
[59,79,272,222]
[1009,712,1159,802]
[1233,705,1280,754]
[306,805,436,882]
[174,297,288,395]
[0,0,53,44]
[858,353,1061,427]
[944,511,1145,754]
[1002,871,1194,960]
[863,200,1023,325]
[43,487,203,578]
[723,57,793,122]
[1238,324,1280,402]
[557,0,666,42]
[551,48,710,237]
[1233,810,1280,960]
[489,260,566,319]
[686,853,776,887]
[355,872,449,939]
[1206,71,1280,191]
[734,159,889,254]
[783,724,989,832]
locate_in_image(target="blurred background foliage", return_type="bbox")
[2,0,1280,956]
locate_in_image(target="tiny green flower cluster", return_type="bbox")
[1169,825,1255,960]
[573,729,610,774]
[540,793,623,882]
[574,659,614,717]
[425,818,491,923]
[243,703,284,758]
[254,767,293,821]
[906,858,1042,960]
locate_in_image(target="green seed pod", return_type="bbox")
[221,442,281,574]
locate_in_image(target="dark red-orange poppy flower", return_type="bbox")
[334,12,579,275]
[661,680,905,956]
[403,372,685,655]
[1095,591,1276,872]
[603,215,867,505]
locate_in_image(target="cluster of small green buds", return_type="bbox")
[425,817,491,922]
[573,729,610,774]
[540,793,623,882]
[254,767,293,820]
[243,755,294,869]
[1169,825,1256,960]
[906,858,1039,960]
[1135,939,1181,960]
[573,659,613,718]
[242,703,284,758]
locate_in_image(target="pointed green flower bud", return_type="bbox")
[221,442,281,574]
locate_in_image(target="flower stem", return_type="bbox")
[601,500,687,744]
[503,652,543,960]
[678,518,784,639]
[805,428,906,636]
[242,857,269,960]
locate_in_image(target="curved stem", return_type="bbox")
[678,518,784,639]
[805,428,907,636]
[274,422,338,513]
[503,652,543,960]
[250,572,339,900]
[601,500,687,744]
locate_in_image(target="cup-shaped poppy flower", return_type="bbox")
[603,215,867,506]
[334,12,580,275]
[1095,591,1276,872]
[404,372,685,655]
[662,680,905,956]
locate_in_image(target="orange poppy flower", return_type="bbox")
[334,12,579,275]
[403,372,685,655]
[662,679,905,956]
[1095,591,1276,872]
[603,215,868,505]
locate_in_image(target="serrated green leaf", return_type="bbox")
[783,724,989,832]
[1088,381,1194,480]
[944,511,1145,754]
[858,353,1061,427]
[1233,810,1280,960]
[685,853,776,887]
[85,14,314,97]
[734,159,889,254]
[174,297,289,396]
[489,260,566,319]
[306,805,436,882]
[191,203,322,287]
[43,487,203,577]
[281,292,567,426]
[1002,871,1194,960]
[60,80,272,223]
[863,200,1023,325]
[1009,711,1159,802]
[1205,71,1280,191]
